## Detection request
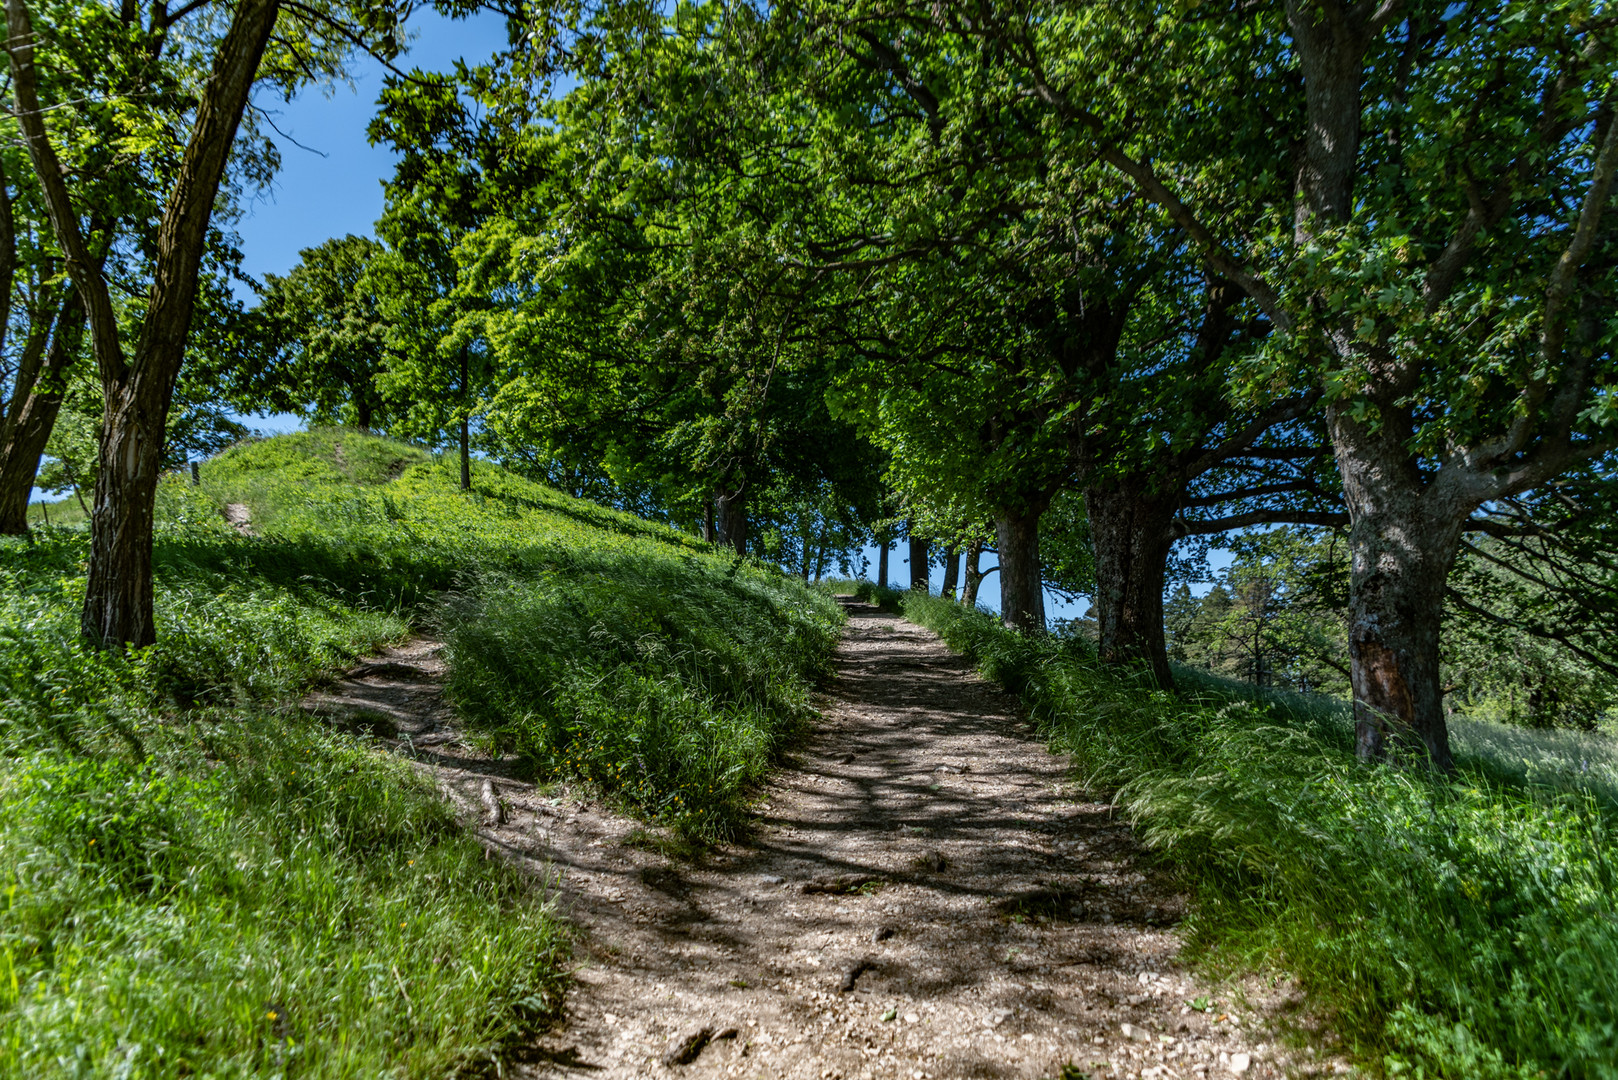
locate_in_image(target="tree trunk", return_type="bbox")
[940,546,960,599]
[354,393,373,433]
[1329,404,1461,769]
[702,498,715,543]
[995,506,1047,633]
[877,540,889,588]
[458,346,471,490]
[458,416,470,490]
[0,296,84,533]
[1084,485,1178,688]
[962,542,983,606]
[715,488,747,556]
[4,0,284,649]
[83,376,170,648]
[908,534,931,592]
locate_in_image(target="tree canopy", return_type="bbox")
[12,0,1618,760]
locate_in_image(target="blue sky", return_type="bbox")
[234,9,512,288]
[224,10,512,440]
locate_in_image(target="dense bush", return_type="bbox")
[904,592,1618,1080]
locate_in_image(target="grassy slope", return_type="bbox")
[900,591,1618,1080]
[0,429,841,1079]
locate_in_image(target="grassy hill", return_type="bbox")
[0,429,842,1079]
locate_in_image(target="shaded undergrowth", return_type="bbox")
[903,591,1618,1080]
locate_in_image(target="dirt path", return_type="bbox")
[309,601,1342,1080]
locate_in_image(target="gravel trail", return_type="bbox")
[312,599,1343,1079]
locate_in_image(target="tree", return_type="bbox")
[1445,469,1618,728]
[381,8,890,561]
[237,235,395,431]
[6,0,408,648]
[1020,1,1618,765]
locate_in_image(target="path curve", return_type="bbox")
[511,600,1341,1079]
[309,600,1341,1079]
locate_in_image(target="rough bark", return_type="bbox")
[877,541,889,588]
[458,416,470,491]
[715,488,747,556]
[1329,403,1461,769]
[1085,485,1178,688]
[961,542,983,606]
[908,534,930,592]
[8,0,284,648]
[0,294,84,533]
[995,505,1047,633]
[458,347,471,490]
[940,546,960,600]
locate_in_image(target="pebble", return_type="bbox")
[1229,1052,1252,1074]
[1120,1022,1151,1042]
[760,875,784,885]
[904,1013,919,1024]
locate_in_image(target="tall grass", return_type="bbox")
[443,560,841,839]
[0,505,565,1077]
[2,429,840,1076]
[903,592,1618,1079]
[202,430,845,840]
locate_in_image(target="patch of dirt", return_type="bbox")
[223,503,253,535]
[306,602,1350,1079]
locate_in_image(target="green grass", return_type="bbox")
[24,495,86,529]
[202,429,845,840]
[443,559,841,839]
[902,591,1618,1080]
[0,429,841,1077]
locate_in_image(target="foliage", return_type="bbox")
[1166,528,1350,697]
[904,591,1618,1079]
[368,4,889,554]
[227,235,396,430]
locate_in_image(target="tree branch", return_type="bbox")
[1175,509,1349,536]
[5,0,126,381]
